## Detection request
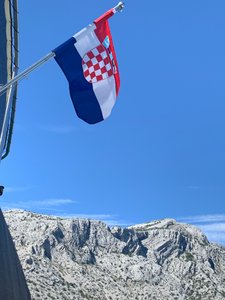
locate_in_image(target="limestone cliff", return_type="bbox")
[4,210,225,300]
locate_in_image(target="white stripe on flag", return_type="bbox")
[93,77,116,119]
[74,24,99,57]
[74,24,116,120]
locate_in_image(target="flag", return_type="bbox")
[53,7,120,124]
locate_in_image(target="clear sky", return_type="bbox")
[0,0,225,244]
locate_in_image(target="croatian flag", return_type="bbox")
[53,7,120,124]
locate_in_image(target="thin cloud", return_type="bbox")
[62,213,116,219]
[42,199,77,206]
[178,214,225,223]
[198,223,225,232]
[104,219,131,227]
[202,232,225,245]
[59,213,131,227]
[198,223,225,245]
[40,125,77,134]
[4,186,33,193]
[178,214,225,245]
[1,198,78,211]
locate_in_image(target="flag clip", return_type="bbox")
[113,2,125,13]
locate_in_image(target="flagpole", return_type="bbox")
[113,2,125,13]
[0,52,55,96]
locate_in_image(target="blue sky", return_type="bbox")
[0,0,225,244]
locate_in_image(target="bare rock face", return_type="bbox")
[3,210,225,300]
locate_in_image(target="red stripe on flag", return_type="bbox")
[94,9,114,24]
[94,18,120,96]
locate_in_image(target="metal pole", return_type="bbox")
[113,2,125,13]
[0,52,55,96]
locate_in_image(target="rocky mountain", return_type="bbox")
[3,210,225,300]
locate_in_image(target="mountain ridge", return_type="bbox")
[3,209,225,300]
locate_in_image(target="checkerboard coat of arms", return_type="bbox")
[82,44,116,84]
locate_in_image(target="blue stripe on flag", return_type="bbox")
[53,37,104,124]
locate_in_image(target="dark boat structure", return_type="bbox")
[0,0,19,160]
